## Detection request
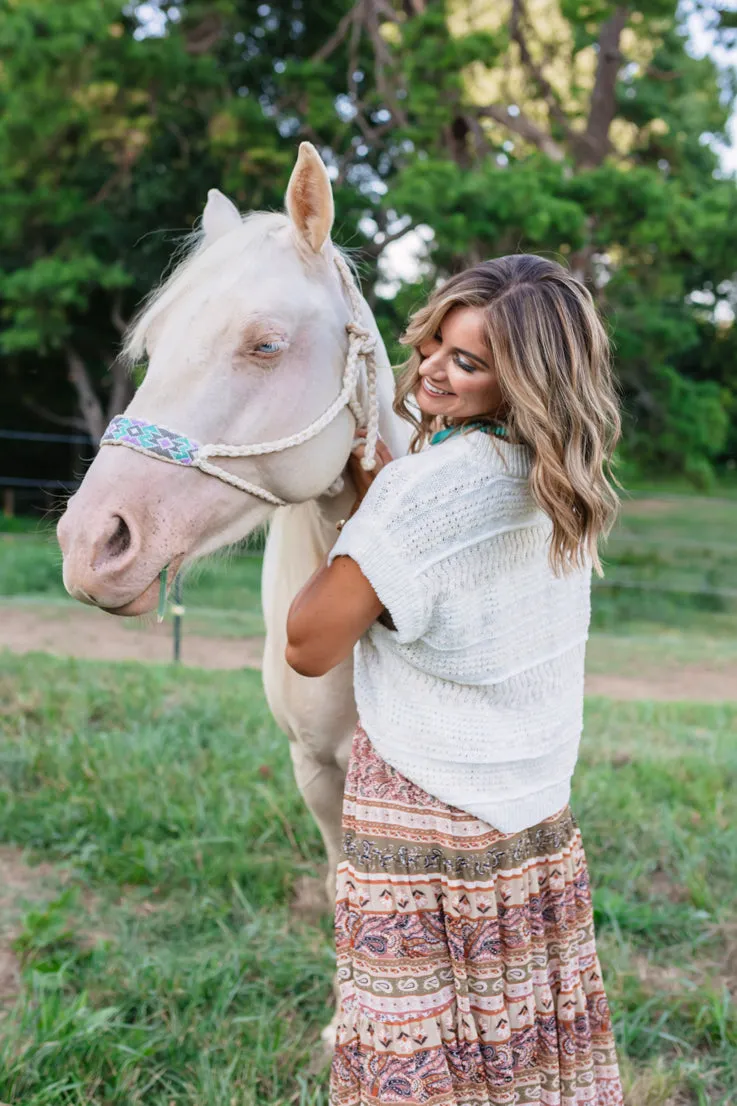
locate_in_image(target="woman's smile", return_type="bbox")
[422,378,454,397]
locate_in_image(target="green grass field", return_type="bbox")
[1,492,736,1102]
[2,492,737,640]
[0,655,735,1103]
[0,523,264,624]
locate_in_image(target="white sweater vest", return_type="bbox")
[328,429,591,834]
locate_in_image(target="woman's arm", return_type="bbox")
[285,434,393,678]
[285,553,384,677]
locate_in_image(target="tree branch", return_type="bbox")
[569,243,595,285]
[510,0,575,143]
[110,290,129,337]
[21,396,88,432]
[311,1,362,63]
[645,64,682,82]
[310,2,407,131]
[364,0,408,126]
[184,12,223,55]
[465,112,493,159]
[472,104,566,162]
[362,217,416,259]
[107,357,134,422]
[577,6,628,167]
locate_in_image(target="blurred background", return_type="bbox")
[0,2,736,1103]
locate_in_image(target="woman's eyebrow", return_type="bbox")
[454,346,490,368]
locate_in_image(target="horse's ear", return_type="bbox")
[202,189,241,244]
[285,142,334,254]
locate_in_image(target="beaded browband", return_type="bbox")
[100,253,379,507]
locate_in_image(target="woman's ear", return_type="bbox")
[285,142,334,254]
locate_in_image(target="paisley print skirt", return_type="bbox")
[329,725,623,1106]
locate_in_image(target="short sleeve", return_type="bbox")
[327,466,432,644]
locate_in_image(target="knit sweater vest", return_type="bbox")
[328,428,592,834]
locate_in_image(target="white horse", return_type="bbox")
[58,142,410,930]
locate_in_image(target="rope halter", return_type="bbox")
[100,251,380,507]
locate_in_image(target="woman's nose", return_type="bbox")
[420,350,444,377]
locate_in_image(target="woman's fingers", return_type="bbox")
[352,429,392,459]
[348,432,392,490]
[376,439,393,464]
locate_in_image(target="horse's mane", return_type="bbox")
[123,211,290,364]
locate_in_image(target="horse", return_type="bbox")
[57,142,411,1037]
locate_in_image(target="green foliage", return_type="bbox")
[364,1,737,480]
[0,0,356,434]
[13,889,88,973]
[1,254,130,354]
[389,155,587,261]
[0,0,736,484]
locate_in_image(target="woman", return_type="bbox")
[286,255,624,1105]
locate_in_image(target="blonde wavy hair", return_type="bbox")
[394,255,621,575]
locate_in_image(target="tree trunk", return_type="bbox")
[65,347,106,447]
[107,357,135,423]
[575,6,628,168]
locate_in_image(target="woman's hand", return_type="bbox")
[347,429,393,508]
[284,430,394,678]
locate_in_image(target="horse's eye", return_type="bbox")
[255,339,288,355]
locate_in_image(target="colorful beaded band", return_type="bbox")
[100,416,202,466]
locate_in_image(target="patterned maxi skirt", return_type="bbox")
[329,726,624,1106]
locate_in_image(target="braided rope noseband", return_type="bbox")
[100,253,379,507]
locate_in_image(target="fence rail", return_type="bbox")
[0,476,81,489]
[1,427,93,514]
[0,429,92,445]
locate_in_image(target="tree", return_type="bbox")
[0,0,355,443]
[1,0,735,482]
[294,0,737,477]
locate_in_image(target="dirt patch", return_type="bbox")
[632,953,693,997]
[620,498,678,517]
[646,869,691,904]
[0,846,65,1006]
[291,870,329,923]
[0,601,263,670]
[585,666,736,703]
[632,918,737,1005]
[620,1054,693,1106]
[3,601,736,700]
[0,948,20,1005]
[704,918,737,996]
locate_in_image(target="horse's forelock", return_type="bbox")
[122,211,292,365]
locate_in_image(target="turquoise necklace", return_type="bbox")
[430,420,507,446]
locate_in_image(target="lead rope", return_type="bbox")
[333,252,379,474]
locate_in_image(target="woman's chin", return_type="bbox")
[415,387,451,417]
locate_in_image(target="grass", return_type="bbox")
[3,493,737,642]
[586,626,737,679]
[0,654,735,1103]
[0,655,332,1103]
[0,532,266,636]
[0,488,735,1100]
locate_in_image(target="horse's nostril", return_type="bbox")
[106,515,132,559]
